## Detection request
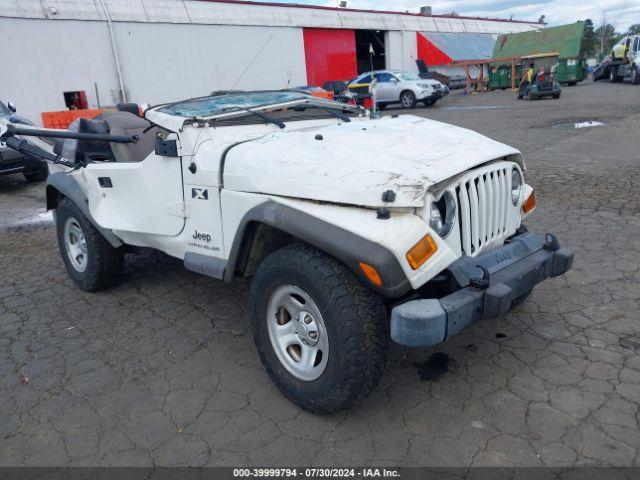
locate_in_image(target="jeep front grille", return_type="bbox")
[454,164,514,257]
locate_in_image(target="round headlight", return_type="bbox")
[430,191,456,238]
[511,168,523,205]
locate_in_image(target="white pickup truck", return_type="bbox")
[0,92,573,413]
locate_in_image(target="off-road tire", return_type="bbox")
[400,90,417,109]
[249,244,388,414]
[23,166,48,183]
[56,197,123,292]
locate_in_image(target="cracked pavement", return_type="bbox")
[1,80,639,467]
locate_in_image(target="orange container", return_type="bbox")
[41,109,106,129]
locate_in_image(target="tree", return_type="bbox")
[628,24,640,35]
[581,18,597,57]
[595,13,618,59]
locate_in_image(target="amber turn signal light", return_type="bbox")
[406,234,438,270]
[522,191,536,214]
[359,262,383,287]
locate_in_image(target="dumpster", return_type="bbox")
[489,65,513,89]
[556,58,587,85]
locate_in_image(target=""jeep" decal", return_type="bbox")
[192,230,212,243]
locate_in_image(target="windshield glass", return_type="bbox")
[395,72,421,81]
[0,102,10,116]
[158,91,308,117]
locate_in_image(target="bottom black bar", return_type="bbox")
[0,467,637,480]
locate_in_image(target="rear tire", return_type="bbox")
[400,91,417,109]
[249,244,388,414]
[610,68,620,83]
[55,198,123,292]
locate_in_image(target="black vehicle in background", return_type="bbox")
[0,101,48,182]
[592,57,613,81]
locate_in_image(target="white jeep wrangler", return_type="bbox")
[1,92,573,413]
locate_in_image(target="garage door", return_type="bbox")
[303,28,357,87]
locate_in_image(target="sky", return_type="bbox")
[253,0,638,32]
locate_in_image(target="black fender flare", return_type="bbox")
[46,172,123,248]
[226,201,411,299]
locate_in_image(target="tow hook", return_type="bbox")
[544,233,560,252]
[470,265,491,291]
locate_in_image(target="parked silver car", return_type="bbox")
[0,101,48,182]
[347,70,444,108]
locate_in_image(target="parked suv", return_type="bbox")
[348,70,444,108]
[0,101,48,182]
[0,92,572,413]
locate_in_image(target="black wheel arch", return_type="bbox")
[400,90,416,103]
[226,202,411,299]
[46,172,123,248]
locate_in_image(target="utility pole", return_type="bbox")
[369,43,378,118]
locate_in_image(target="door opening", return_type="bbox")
[355,30,386,74]
[64,91,88,110]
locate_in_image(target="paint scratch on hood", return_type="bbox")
[223,114,523,208]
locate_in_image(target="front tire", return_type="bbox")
[632,66,640,85]
[56,198,123,292]
[249,244,388,414]
[400,91,417,109]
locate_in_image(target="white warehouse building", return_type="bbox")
[0,0,542,124]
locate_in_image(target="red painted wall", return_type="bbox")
[417,32,453,66]
[303,28,357,87]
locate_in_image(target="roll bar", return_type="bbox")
[0,123,139,168]
[1,124,138,144]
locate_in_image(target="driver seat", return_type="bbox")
[99,110,158,163]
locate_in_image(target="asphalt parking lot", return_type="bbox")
[1,80,640,467]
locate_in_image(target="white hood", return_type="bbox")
[223,115,523,208]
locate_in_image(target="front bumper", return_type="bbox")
[391,231,573,347]
[418,91,443,101]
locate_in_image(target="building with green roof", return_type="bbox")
[490,21,587,87]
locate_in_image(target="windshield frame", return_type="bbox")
[151,90,363,122]
[0,102,11,116]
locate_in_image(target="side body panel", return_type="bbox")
[82,139,186,236]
